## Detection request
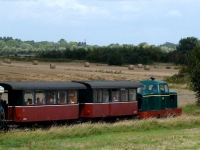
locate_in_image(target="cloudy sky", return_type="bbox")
[0,0,199,46]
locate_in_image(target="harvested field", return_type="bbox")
[0,61,196,106]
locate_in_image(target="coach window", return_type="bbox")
[68,91,77,104]
[58,91,67,104]
[112,89,119,102]
[120,89,128,102]
[46,91,57,104]
[24,91,34,105]
[35,91,46,105]
[97,89,102,103]
[103,89,109,103]
[93,89,102,103]
[93,90,97,103]
[129,89,136,101]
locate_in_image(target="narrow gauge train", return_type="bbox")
[0,78,182,129]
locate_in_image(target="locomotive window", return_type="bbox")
[46,91,56,104]
[35,91,46,105]
[24,91,34,105]
[103,89,109,103]
[121,89,128,102]
[68,91,77,104]
[160,84,169,93]
[58,91,67,104]
[112,89,119,102]
[129,89,136,101]
[149,85,158,93]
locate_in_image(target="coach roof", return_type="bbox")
[0,82,86,90]
[73,80,144,89]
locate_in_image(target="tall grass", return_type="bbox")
[0,105,199,149]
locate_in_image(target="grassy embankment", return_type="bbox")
[0,105,200,150]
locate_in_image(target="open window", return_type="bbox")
[24,91,34,105]
[35,91,46,105]
[112,89,119,102]
[46,91,57,104]
[68,91,77,104]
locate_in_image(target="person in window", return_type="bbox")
[69,99,74,104]
[38,98,44,105]
[49,98,54,104]
[152,85,158,93]
[113,96,118,102]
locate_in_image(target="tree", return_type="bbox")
[186,45,200,105]
[107,50,122,66]
[7,40,19,48]
[0,40,6,50]
[177,37,199,53]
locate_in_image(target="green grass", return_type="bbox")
[1,109,200,149]
[182,104,200,115]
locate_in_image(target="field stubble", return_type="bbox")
[0,61,196,106]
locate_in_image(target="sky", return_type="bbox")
[0,0,200,46]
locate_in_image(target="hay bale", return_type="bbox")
[33,60,38,65]
[144,65,150,70]
[137,64,143,68]
[3,59,7,63]
[6,59,11,64]
[84,62,90,67]
[50,63,56,69]
[166,66,171,69]
[128,65,134,70]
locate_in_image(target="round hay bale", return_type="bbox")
[144,65,150,70]
[128,65,134,70]
[50,63,56,69]
[84,62,90,67]
[166,66,171,69]
[33,60,38,65]
[137,64,143,68]
[6,59,11,64]
[3,59,7,63]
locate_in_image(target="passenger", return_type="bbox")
[25,99,30,105]
[113,96,118,102]
[35,97,40,104]
[38,98,43,105]
[152,85,158,92]
[69,99,74,104]
[49,98,54,104]
[26,98,32,105]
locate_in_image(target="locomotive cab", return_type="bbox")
[137,78,182,118]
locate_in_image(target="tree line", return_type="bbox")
[0,36,199,65]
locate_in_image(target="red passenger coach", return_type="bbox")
[0,82,86,124]
[74,81,143,118]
